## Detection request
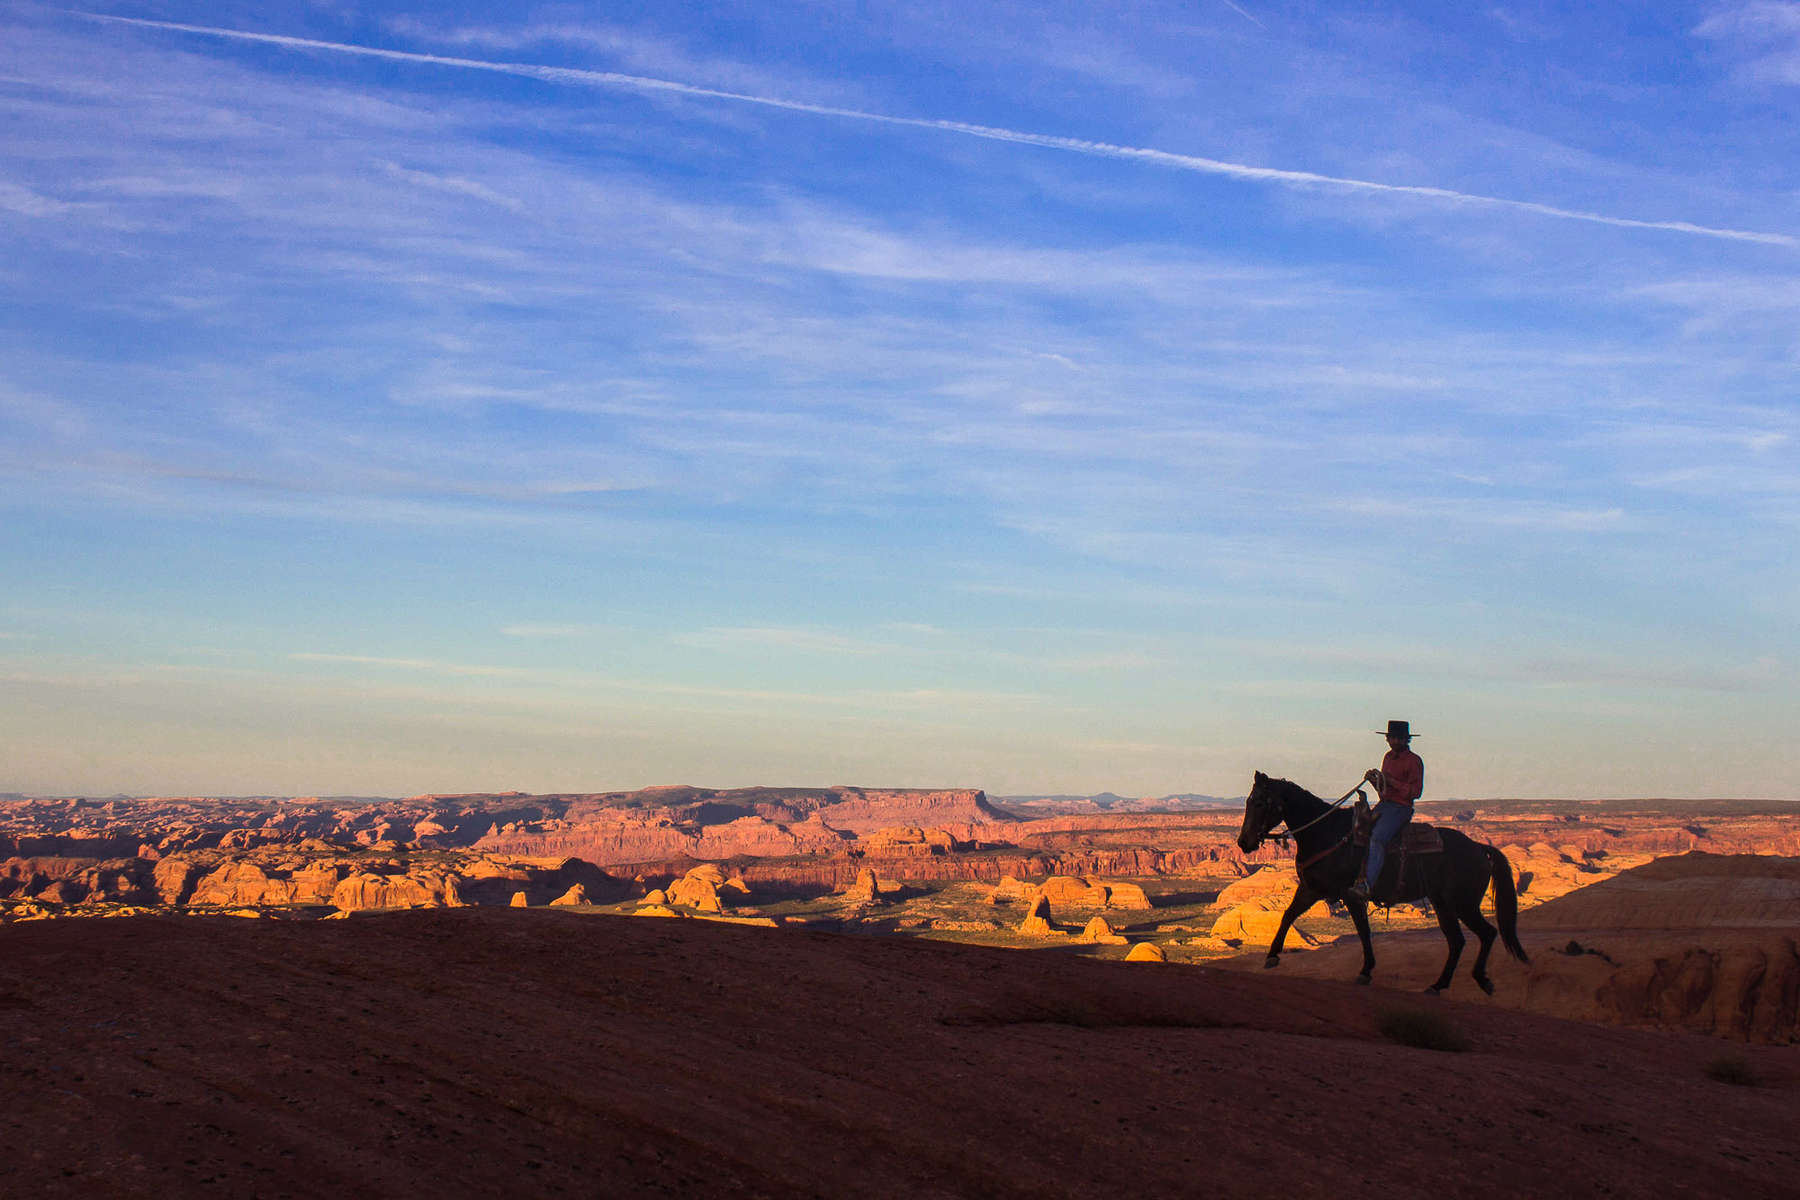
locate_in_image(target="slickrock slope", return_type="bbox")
[1518,852,1800,929]
[0,911,1795,1198]
[1219,853,1800,1042]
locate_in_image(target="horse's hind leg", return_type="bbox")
[1346,896,1375,984]
[1426,893,1465,994]
[1264,882,1319,969]
[1459,899,1499,995]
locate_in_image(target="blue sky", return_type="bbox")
[2,1,1796,799]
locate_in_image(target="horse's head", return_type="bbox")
[1237,771,1286,853]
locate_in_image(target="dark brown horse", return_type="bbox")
[1236,772,1529,993]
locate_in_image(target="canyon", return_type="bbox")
[3,785,1797,1044]
[5,786,1795,912]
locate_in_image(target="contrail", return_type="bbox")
[1218,0,1267,29]
[81,12,1795,249]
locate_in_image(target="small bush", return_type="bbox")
[1376,1007,1470,1052]
[1704,1055,1759,1087]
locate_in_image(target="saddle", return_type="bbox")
[1351,798,1443,903]
[1352,798,1444,854]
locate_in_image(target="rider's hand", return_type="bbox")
[1364,768,1383,787]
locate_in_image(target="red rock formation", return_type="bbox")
[1037,876,1108,907]
[841,868,883,905]
[1017,895,1058,937]
[668,865,730,913]
[1078,915,1127,945]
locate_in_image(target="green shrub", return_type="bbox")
[1704,1054,1759,1087]
[1376,1007,1470,1052]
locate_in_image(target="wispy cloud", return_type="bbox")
[671,626,892,656]
[380,15,861,105]
[288,652,539,678]
[375,160,525,212]
[1322,496,1629,532]
[0,181,77,217]
[81,13,1798,247]
[1695,3,1800,82]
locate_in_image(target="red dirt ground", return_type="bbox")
[2,909,1795,1198]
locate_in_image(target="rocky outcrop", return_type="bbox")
[1038,876,1109,907]
[860,827,961,855]
[988,876,1032,905]
[987,875,1152,911]
[1017,895,1059,937]
[187,860,346,907]
[1595,941,1800,1042]
[1101,882,1152,910]
[841,868,900,905]
[1078,916,1128,946]
[1125,942,1166,962]
[1209,905,1316,947]
[330,870,464,911]
[1206,865,1311,945]
[667,864,748,913]
[1210,866,1292,912]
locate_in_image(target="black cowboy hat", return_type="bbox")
[1377,719,1416,740]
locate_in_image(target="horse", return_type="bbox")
[1235,771,1529,994]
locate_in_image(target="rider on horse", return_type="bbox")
[1348,719,1422,901]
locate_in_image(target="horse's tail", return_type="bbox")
[1484,843,1530,963]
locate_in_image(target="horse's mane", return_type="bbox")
[1261,775,1325,806]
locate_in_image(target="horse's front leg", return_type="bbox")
[1263,881,1319,969]
[1345,895,1375,985]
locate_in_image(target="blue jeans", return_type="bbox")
[1363,802,1413,891]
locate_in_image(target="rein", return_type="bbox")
[1287,783,1367,836]
[1264,782,1368,870]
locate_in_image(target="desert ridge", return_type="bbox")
[0,907,1796,1198]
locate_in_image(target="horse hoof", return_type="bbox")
[1423,985,1443,996]
[1263,956,1280,970]
[1475,976,1495,996]
[1355,974,1371,986]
